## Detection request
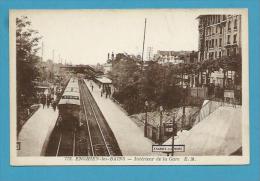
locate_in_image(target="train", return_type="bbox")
[58,78,80,130]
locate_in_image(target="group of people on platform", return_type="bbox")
[100,84,112,98]
[89,80,112,99]
[39,93,57,111]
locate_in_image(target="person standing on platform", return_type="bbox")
[47,96,51,108]
[41,95,46,109]
[52,100,57,111]
[109,86,111,98]
[105,86,108,98]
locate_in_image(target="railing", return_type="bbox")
[110,96,130,116]
[183,99,224,130]
[17,104,41,136]
[196,100,223,123]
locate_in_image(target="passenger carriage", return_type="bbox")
[58,78,80,130]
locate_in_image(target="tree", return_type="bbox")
[16,16,42,107]
[110,55,142,114]
[111,55,183,114]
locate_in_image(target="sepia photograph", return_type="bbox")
[10,9,249,165]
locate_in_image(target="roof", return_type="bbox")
[62,91,80,97]
[58,98,80,105]
[163,106,242,156]
[35,86,49,89]
[96,77,112,84]
[59,91,80,105]
[196,15,218,19]
[64,87,79,93]
[66,78,79,91]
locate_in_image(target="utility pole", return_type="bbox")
[50,49,55,82]
[159,106,163,145]
[52,49,55,62]
[41,42,44,62]
[171,114,176,156]
[144,101,149,137]
[147,46,153,61]
[141,18,147,63]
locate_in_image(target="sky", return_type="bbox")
[17,9,202,65]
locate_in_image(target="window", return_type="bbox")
[228,21,231,31]
[220,26,222,34]
[215,39,218,47]
[227,35,231,44]
[216,26,218,33]
[233,47,237,55]
[215,51,218,58]
[206,40,208,50]
[217,16,220,23]
[219,38,222,47]
[223,15,226,21]
[62,95,79,100]
[209,52,214,59]
[233,34,237,44]
[212,39,214,48]
[234,19,238,29]
[219,51,222,58]
[227,49,230,56]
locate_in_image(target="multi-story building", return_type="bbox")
[196,15,242,88]
[197,15,241,62]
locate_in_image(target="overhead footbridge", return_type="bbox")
[60,65,103,77]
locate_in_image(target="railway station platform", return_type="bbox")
[84,79,159,156]
[17,105,58,156]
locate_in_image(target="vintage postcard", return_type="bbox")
[10,9,249,165]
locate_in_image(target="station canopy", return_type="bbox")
[96,77,112,84]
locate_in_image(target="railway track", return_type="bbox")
[79,80,121,156]
[55,129,76,156]
[46,79,121,156]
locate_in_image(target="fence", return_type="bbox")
[146,124,159,142]
[188,86,242,105]
[196,100,223,123]
[185,100,224,128]
[144,100,224,143]
[110,96,129,115]
[189,87,208,98]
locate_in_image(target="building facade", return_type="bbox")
[155,50,196,65]
[103,63,112,74]
[198,15,241,62]
[196,15,242,88]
